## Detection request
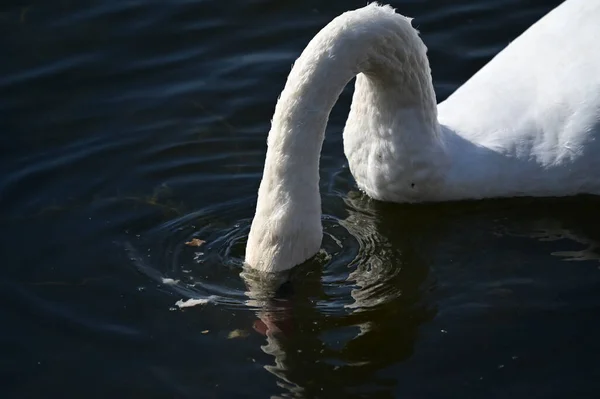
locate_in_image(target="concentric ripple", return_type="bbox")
[125,192,407,314]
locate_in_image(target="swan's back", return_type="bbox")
[438,0,600,196]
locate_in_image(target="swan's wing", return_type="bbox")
[438,0,600,154]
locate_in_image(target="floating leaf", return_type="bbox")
[185,238,205,247]
[228,329,249,339]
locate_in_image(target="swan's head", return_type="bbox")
[245,195,323,272]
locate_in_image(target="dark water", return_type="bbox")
[2,0,599,397]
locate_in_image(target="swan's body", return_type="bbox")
[245,0,600,272]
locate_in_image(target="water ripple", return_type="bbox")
[123,192,409,316]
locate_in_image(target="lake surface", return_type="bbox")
[2,0,599,397]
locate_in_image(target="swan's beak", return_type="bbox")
[252,305,295,337]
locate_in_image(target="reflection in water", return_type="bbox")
[503,218,600,263]
[242,192,436,397]
[239,194,600,397]
[112,185,600,397]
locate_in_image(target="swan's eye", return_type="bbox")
[410,183,415,188]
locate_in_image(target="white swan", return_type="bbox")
[245,0,600,272]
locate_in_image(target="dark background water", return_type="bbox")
[2,0,600,397]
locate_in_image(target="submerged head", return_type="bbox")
[245,190,323,272]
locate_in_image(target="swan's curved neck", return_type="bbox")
[245,4,440,272]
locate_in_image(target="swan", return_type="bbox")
[244,0,600,272]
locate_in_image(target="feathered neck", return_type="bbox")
[245,4,443,271]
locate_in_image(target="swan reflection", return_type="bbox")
[239,192,600,397]
[242,192,435,397]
